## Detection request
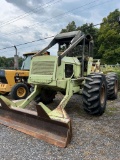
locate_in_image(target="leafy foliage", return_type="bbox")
[60,9,120,64]
[98,9,120,63]
[0,10,119,68]
[0,56,23,69]
[61,21,77,33]
[60,21,99,57]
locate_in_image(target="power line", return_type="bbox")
[0,0,99,37]
[0,41,48,55]
[1,0,112,38]
[0,0,113,53]
[0,0,59,28]
[0,13,118,54]
[0,35,54,51]
[0,0,54,26]
[0,18,117,54]
[0,19,108,52]
[0,0,60,41]
[0,36,53,54]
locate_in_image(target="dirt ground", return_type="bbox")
[0,92,120,160]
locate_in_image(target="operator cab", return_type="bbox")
[21,51,37,70]
[57,32,93,57]
[57,31,94,72]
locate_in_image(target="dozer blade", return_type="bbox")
[0,98,72,148]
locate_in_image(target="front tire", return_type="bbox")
[35,89,56,104]
[82,73,107,115]
[11,83,29,100]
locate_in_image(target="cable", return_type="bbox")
[0,28,99,54]
[0,41,48,55]
[0,0,54,26]
[0,0,99,37]
[0,35,54,51]
[0,14,116,54]
[0,0,59,28]
[1,0,112,38]
[0,36,53,54]
[0,0,113,52]
[0,19,106,52]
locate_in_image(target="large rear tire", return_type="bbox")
[106,72,118,100]
[11,83,29,100]
[82,73,107,115]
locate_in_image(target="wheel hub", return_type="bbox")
[17,87,26,98]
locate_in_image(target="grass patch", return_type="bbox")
[108,107,118,111]
[118,92,120,97]
[105,105,118,116]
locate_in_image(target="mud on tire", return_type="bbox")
[106,72,118,100]
[82,73,107,115]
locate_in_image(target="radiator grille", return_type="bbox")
[31,61,55,75]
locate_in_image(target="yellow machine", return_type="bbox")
[0,52,36,99]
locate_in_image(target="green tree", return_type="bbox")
[77,23,99,58]
[0,56,23,69]
[0,57,7,68]
[60,22,99,58]
[61,21,77,33]
[60,9,120,64]
[18,57,24,67]
[98,9,120,64]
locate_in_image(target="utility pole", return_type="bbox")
[14,45,19,70]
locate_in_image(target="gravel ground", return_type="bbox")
[0,93,120,160]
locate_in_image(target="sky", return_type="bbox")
[0,0,120,57]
